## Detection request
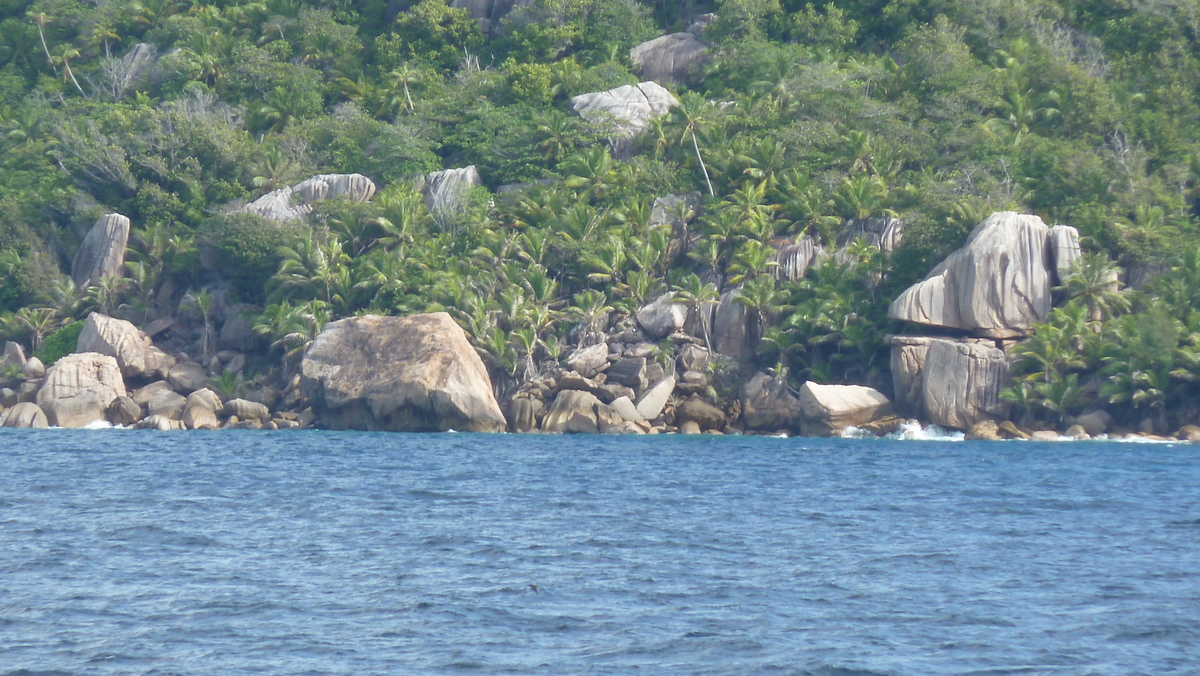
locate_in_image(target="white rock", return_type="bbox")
[566,343,610,378]
[635,376,675,420]
[888,212,1057,338]
[796,382,893,436]
[241,173,376,222]
[571,82,678,147]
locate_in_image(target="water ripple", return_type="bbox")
[0,430,1198,674]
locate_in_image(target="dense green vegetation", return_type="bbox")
[2,0,1200,427]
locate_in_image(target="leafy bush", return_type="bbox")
[34,321,85,368]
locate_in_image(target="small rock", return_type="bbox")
[0,388,16,408]
[566,343,610,378]
[676,397,726,431]
[997,420,1031,440]
[297,407,316,427]
[106,396,143,426]
[147,388,187,419]
[224,398,269,421]
[510,397,543,433]
[261,420,279,431]
[2,402,47,428]
[608,396,646,424]
[680,420,702,435]
[966,420,1001,441]
[1073,410,1113,436]
[1065,424,1090,440]
[168,362,209,394]
[1030,430,1060,441]
[186,388,223,412]
[1174,424,1200,442]
[21,357,45,380]
[139,414,183,431]
[182,405,219,430]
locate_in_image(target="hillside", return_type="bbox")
[3,0,1200,435]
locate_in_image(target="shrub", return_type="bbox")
[34,320,85,367]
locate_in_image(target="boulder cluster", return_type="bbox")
[0,313,310,431]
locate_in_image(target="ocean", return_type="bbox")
[1,429,1197,674]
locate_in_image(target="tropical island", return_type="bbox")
[1,0,1199,439]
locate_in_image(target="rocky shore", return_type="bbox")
[0,209,1195,441]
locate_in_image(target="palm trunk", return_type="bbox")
[692,130,714,196]
[37,25,58,77]
[64,61,86,97]
[403,81,413,111]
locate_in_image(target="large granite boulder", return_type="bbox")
[167,362,209,394]
[797,382,893,436]
[771,236,825,282]
[890,337,1012,430]
[888,212,1079,338]
[35,353,126,427]
[630,32,708,84]
[635,375,675,420]
[2,341,26,371]
[301,313,506,432]
[1048,224,1081,281]
[636,292,689,339]
[837,217,903,253]
[571,82,678,150]
[72,213,130,288]
[741,372,802,432]
[424,166,481,213]
[711,289,755,359]
[1,402,48,428]
[648,192,702,233]
[76,312,174,379]
[242,173,376,222]
[565,343,609,379]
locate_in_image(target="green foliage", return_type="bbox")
[207,214,300,304]
[32,319,83,367]
[389,0,483,70]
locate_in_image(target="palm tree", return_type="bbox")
[1057,253,1127,322]
[735,274,785,347]
[386,63,422,113]
[29,12,57,77]
[52,45,87,97]
[86,275,129,316]
[832,174,895,221]
[13,307,58,350]
[671,91,716,196]
[673,273,719,350]
[536,110,575,164]
[184,288,216,360]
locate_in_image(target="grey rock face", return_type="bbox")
[1048,224,1081,281]
[542,390,602,433]
[168,362,209,394]
[106,396,142,426]
[836,217,903,253]
[301,313,506,432]
[2,402,48,428]
[566,342,609,379]
[888,212,1079,339]
[571,82,678,150]
[740,372,802,432]
[72,213,130,288]
[21,357,45,380]
[2,342,26,371]
[629,33,708,84]
[634,376,675,420]
[424,166,481,214]
[35,353,126,428]
[920,338,1012,430]
[648,192,702,233]
[606,357,648,392]
[888,335,931,416]
[76,313,174,379]
[771,236,826,282]
[242,174,376,222]
[635,293,689,339]
[711,289,755,359]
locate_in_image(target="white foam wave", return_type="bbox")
[841,420,964,441]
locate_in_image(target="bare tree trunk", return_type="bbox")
[36,24,57,77]
[692,130,714,196]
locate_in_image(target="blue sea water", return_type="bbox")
[1,430,1198,675]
